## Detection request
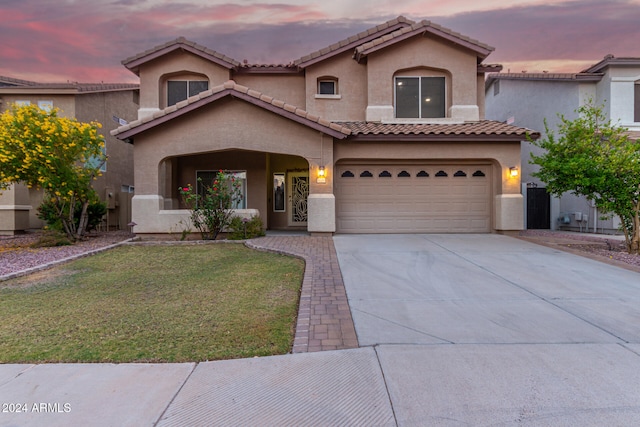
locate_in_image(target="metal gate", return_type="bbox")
[527,187,550,229]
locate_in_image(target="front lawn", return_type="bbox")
[0,244,304,363]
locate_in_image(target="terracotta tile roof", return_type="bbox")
[582,54,640,73]
[111,80,351,140]
[336,121,540,140]
[487,72,603,82]
[354,20,494,63]
[293,16,415,68]
[0,75,138,93]
[485,72,604,92]
[122,37,240,75]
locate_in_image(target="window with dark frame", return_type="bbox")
[634,83,640,122]
[196,170,247,209]
[395,76,445,118]
[318,79,337,95]
[168,80,209,106]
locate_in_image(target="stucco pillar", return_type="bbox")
[494,194,524,231]
[0,184,31,235]
[307,194,336,233]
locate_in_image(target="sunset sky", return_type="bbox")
[2,0,640,84]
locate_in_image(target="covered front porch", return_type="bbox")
[131,149,336,236]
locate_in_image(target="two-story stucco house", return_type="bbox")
[0,76,139,234]
[112,16,537,236]
[485,55,640,233]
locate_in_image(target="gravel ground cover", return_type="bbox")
[519,229,640,271]
[0,231,134,277]
[2,229,639,278]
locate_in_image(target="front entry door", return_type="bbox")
[288,172,309,226]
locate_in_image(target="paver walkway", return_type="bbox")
[247,236,358,353]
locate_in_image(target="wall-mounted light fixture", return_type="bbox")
[509,167,519,178]
[317,166,326,184]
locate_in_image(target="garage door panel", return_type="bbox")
[336,164,492,233]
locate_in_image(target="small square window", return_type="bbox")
[318,80,336,95]
[38,100,53,112]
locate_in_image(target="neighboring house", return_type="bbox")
[485,55,640,233]
[111,16,538,236]
[0,76,139,234]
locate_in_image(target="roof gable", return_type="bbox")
[293,16,415,69]
[354,20,494,64]
[111,80,351,140]
[582,54,640,73]
[122,37,241,76]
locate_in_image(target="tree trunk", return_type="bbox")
[75,200,90,240]
[631,205,640,255]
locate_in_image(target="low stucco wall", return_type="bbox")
[131,194,260,235]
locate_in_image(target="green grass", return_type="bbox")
[0,244,304,363]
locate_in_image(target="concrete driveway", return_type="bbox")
[334,234,640,425]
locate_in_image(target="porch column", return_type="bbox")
[307,148,335,233]
[308,194,336,233]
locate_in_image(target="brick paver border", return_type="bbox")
[246,236,359,353]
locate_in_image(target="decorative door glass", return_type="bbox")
[289,173,308,225]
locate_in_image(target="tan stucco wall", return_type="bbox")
[137,50,231,112]
[76,91,137,230]
[365,36,479,120]
[303,51,368,121]
[233,74,306,108]
[0,94,76,117]
[132,98,330,196]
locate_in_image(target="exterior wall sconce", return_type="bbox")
[509,167,519,178]
[317,166,326,184]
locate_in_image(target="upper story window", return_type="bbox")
[315,77,340,99]
[395,76,445,119]
[318,79,337,95]
[167,80,209,107]
[634,82,640,122]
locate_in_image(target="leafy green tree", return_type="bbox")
[530,101,640,254]
[180,170,244,240]
[0,104,106,241]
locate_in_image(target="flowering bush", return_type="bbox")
[179,170,244,240]
[0,104,106,241]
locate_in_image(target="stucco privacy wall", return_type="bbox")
[334,139,523,231]
[131,98,334,233]
[365,37,479,122]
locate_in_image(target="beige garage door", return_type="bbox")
[335,164,491,233]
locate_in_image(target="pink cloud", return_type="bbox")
[2,0,640,84]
